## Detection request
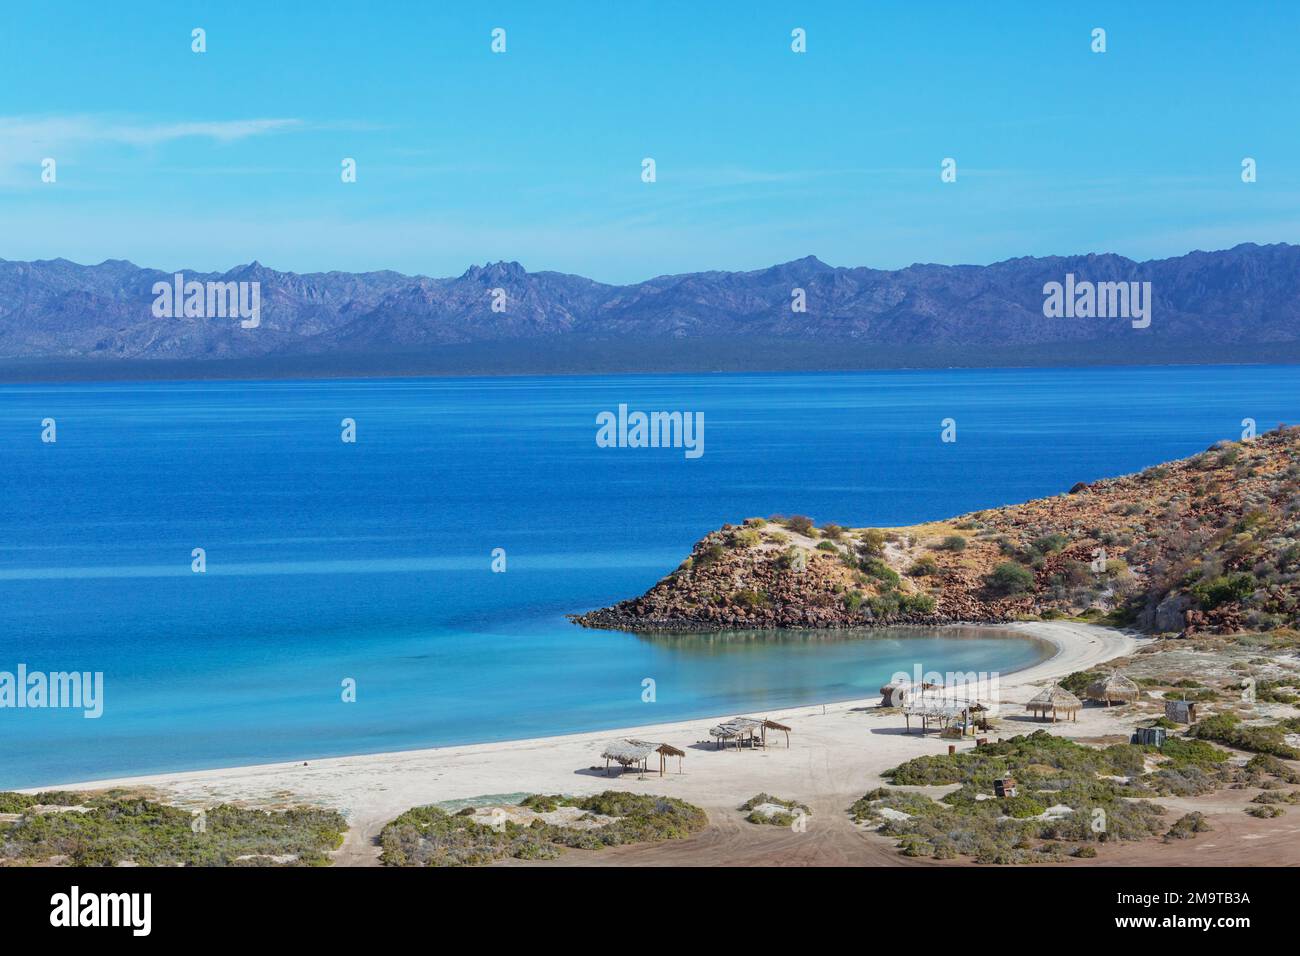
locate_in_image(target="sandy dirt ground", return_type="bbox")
[28,622,1300,866]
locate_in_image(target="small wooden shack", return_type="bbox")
[600,739,685,776]
[708,716,792,750]
[994,777,1017,798]
[1026,684,1082,722]
[1085,672,1140,706]
[1132,726,1167,748]
[1164,700,1197,724]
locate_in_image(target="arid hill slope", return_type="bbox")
[574,427,1300,635]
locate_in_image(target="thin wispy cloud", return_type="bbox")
[0,115,304,149]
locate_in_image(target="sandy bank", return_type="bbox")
[31,622,1141,864]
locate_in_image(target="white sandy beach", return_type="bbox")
[31,621,1145,865]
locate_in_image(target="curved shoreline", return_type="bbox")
[27,621,1141,797]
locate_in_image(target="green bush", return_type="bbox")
[782,515,815,535]
[857,529,887,558]
[851,733,1171,865]
[909,556,940,576]
[1059,670,1101,695]
[1191,714,1300,759]
[1164,812,1212,841]
[739,793,810,825]
[986,562,1036,596]
[0,796,346,867]
[1191,573,1256,609]
[1030,533,1070,555]
[860,557,901,588]
[900,592,936,614]
[730,589,769,608]
[381,792,707,867]
[1001,795,1045,818]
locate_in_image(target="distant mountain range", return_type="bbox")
[3,243,1300,379]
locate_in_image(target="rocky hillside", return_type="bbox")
[573,427,1300,635]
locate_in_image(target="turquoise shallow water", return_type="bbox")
[0,365,1294,788]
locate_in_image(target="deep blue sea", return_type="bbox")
[1,365,1295,788]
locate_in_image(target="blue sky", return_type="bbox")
[1,1,1296,283]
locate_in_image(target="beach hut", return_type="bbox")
[600,739,685,776]
[1085,672,1140,707]
[708,717,792,750]
[1164,700,1197,724]
[1026,684,1082,722]
[902,698,987,735]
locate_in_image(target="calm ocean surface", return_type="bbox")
[1,365,1294,788]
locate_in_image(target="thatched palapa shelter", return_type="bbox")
[879,680,939,708]
[1085,672,1139,706]
[600,738,685,776]
[1026,684,1082,722]
[708,716,792,750]
[902,698,987,735]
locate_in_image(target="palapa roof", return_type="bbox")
[601,738,683,763]
[903,698,984,719]
[709,716,791,738]
[1026,684,1082,711]
[1085,672,1139,701]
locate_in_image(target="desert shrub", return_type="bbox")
[909,556,940,576]
[934,535,967,552]
[868,591,902,617]
[986,562,1036,596]
[1253,680,1299,704]
[1191,573,1256,609]
[900,592,936,614]
[380,792,706,867]
[1246,804,1285,818]
[816,541,838,552]
[1001,795,1045,818]
[1030,533,1070,555]
[1164,812,1212,841]
[739,793,810,825]
[1161,686,1219,703]
[728,528,760,549]
[857,529,887,558]
[1143,766,1220,797]
[1245,754,1300,783]
[1191,714,1300,759]
[730,589,769,608]
[0,797,346,867]
[1059,670,1101,696]
[1158,736,1230,769]
[782,515,815,535]
[854,734,1169,864]
[860,558,900,588]
[1250,790,1300,805]
[695,543,726,566]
